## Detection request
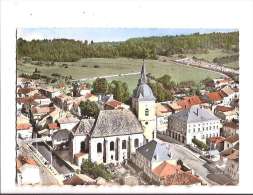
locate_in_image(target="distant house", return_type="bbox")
[33,93,51,106]
[155,103,173,133]
[132,140,174,179]
[58,115,80,131]
[51,129,73,150]
[16,123,33,140]
[104,99,130,110]
[203,91,224,106]
[223,134,239,150]
[167,101,182,113]
[222,121,239,137]
[31,105,55,120]
[176,96,202,110]
[17,87,36,98]
[220,86,237,106]
[213,78,234,89]
[16,156,40,185]
[152,161,182,183]
[207,136,225,152]
[39,87,61,99]
[220,148,239,182]
[167,105,221,144]
[162,171,202,186]
[214,106,238,122]
[90,109,144,164]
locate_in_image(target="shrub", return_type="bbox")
[94,65,100,68]
[81,159,112,181]
[192,138,208,151]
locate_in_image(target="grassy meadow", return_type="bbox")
[17,57,224,93]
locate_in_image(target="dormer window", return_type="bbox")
[154,155,157,160]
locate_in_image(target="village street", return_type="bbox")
[157,134,218,185]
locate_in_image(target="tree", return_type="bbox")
[81,159,112,180]
[109,80,130,103]
[192,138,208,151]
[92,78,108,94]
[79,100,100,119]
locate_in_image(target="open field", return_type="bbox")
[17,57,224,93]
[184,49,239,69]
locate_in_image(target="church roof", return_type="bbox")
[133,63,155,101]
[91,110,143,138]
[72,118,96,136]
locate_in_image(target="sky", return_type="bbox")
[17,28,238,42]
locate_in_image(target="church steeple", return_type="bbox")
[139,59,147,85]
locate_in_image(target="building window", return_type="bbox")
[206,127,208,130]
[134,138,139,148]
[209,126,211,130]
[110,141,114,151]
[97,143,102,153]
[145,121,148,125]
[145,108,149,116]
[122,140,126,149]
[111,155,113,160]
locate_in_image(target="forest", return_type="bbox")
[17,31,239,62]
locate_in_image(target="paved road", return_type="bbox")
[157,135,218,185]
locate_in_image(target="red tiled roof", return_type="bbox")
[19,156,37,166]
[105,100,122,109]
[17,97,35,105]
[48,123,59,129]
[225,134,239,144]
[209,136,225,145]
[207,92,223,101]
[177,96,202,109]
[16,123,32,130]
[224,122,239,129]
[63,175,85,185]
[163,172,202,186]
[17,88,35,94]
[31,106,55,114]
[215,105,234,112]
[152,162,181,178]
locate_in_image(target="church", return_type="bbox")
[132,62,157,143]
[72,62,158,165]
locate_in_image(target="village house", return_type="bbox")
[132,63,156,142]
[16,156,40,185]
[161,171,202,186]
[104,99,130,110]
[90,109,144,164]
[152,161,182,184]
[17,87,36,98]
[167,101,182,113]
[220,147,239,182]
[33,94,51,106]
[132,140,175,180]
[207,136,225,152]
[31,105,56,120]
[167,105,221,145]
[220,86,237,106]
[155,103,173,133]
[54,94,74,111]
[51,129,73,150]
[16,123,33,140]
[57,115,80,131]
[221,121,239,137]
[223,134,239,150]
[214,105,238,122]
[213,78,234,89]
[176,95,202,110]
[202,91,224,106]
[39,87,61,99]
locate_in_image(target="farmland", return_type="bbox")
[17,57,224,93]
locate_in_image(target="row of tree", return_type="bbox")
[17,31,239,62]
[213,54,239,64]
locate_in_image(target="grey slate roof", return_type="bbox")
[91,110,143,138]
[134,83,156,101]
[52,129,73,141]
[72,119,95,136]
[170,105,219,123]
[136,140,172,162]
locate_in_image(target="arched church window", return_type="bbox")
[110,141,114,151]
[80,141,85,153]
[134,138,139,148]
[97,143,102,153]
[145,108,149,116]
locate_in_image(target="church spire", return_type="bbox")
[139,59,147,84]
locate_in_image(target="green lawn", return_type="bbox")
[17,57,224,93]
[185,49,239,69]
